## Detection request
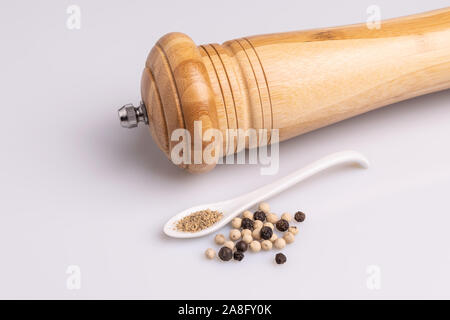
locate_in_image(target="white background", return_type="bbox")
[1,0,450,299]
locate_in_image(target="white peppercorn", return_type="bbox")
[224,240,235,250]
[231,217,242,229]
[252,228,262,240]
[288,226,299,235]
[229,229,241,241]
[205,248,216,259]
[266,213,279,224]
[274,238,286,249]
[214,234,226,245]
[253,220,263,230]
[283,231,295,244]
[270,233,278,242]
[249,240,261,252]
[281,212,292,222]
[241,229,252,237]
[242,210,253,219]
[242,234,253,244]
[263,222,274,230]
[261,240,273,251]
[258,202,270,213]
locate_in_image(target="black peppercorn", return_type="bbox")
[260,226,273,240]
[233,251,245,261]
[253,210,266,222]
[218,247,233,261]
[275,253,287,264]
[235,240,248,252]
[294,211,306,222]
[276,219,289,232]
[241,217,255,230]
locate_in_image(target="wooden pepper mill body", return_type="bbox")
[141,8,450,172]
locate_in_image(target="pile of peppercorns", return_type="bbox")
[204,202,306,265]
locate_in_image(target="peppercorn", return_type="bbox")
[274,238,286,249]
[241,229,252,237]
[205,248,216,259]
[253,210,266,222]
[241,217,255,230]
[270,233,278,242]
[218,247,233,261]
[231,217,242,229]
[242,234,253,244]
[242,210,253,219]
[253,220,263,230]
[294,211,306,222]
[229,229,241,241]
[266,213,279,224]
[283,231,295,244]
[214,234,226,245]
[252,228,262,240]
[288,226,299,235]
[249,240,261,252]
[258,202,270,213]
[224,241,235,250]
[260,226,273,240]
[233,251,245,261]
[263,222,274,230]
[261,240,272,251]
[235,240,248,252]
[276,219,289,232]
[281,212,292,222]
[275,253,287,264]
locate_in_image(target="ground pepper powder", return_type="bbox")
[176,209,223,232]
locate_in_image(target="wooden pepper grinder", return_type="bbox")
[118,8,450,173]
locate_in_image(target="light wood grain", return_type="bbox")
[142,7,450,172]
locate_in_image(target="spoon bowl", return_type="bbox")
[163,201,232,239]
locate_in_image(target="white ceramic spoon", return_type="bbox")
[164,150,369,238]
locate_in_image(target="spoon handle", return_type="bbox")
[229,151,369,213]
